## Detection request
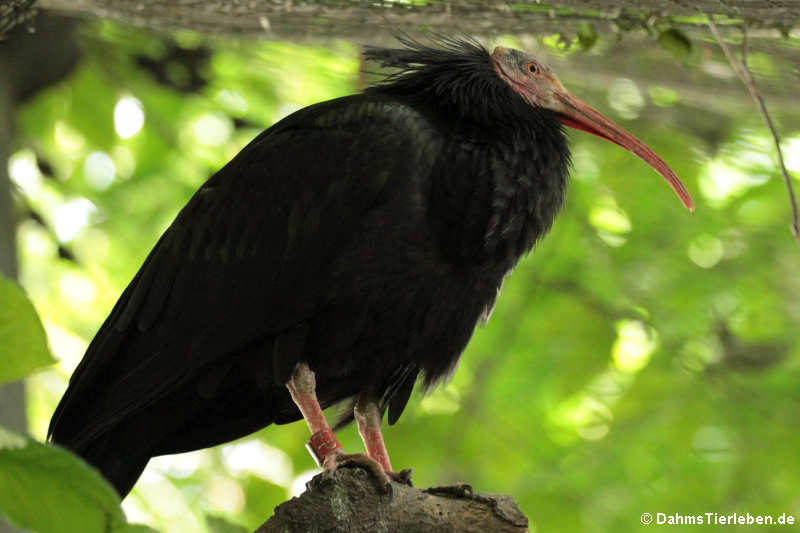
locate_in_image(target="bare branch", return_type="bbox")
[708,16,800,242]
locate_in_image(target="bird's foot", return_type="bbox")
[322,449,387,484]
[389,467,414,486]
[321,450,413,492]
[305,428,411,492]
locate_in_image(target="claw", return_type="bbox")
[389,467,414,486]
[321,449,392,492]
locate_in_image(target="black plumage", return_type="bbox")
[49,37,690,497]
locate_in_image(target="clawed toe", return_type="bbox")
[388,467,413,486]
[321,450,392,491]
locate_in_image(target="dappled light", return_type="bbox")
[784,136,800,173]
[687,233,724,268]
[84,151,116,190]
[51,198,96,243]
[606,78,644,120]
[54,121,86,154]
[9,150,43,196]
[419,386,462,416]
[678,337,721,374]
[589,199,632,247]
[612,320,657,374]
[221,441,294,488]
[114,96,145,139]
[691,425,733,463]
[190,113,234,147]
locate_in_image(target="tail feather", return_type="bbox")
[82,438,150,498]
[51,426,151,499]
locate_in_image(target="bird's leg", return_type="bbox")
[353,395,391,471]
[285,362,343,462]
[286,363,395,490]
[354,395,413,486]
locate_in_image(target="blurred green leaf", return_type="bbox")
[615,18,637,32]
[239,474,290,530]
[577,22,598,51]
[206,515,249,533]
[115,524,161,533]
[657,28,692,60]
[648,86,680,107]
[0,274,55,385]
[0,426,136,533]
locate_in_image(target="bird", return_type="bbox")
[48,36,693,498]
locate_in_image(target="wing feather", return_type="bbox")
[49,94,423,449]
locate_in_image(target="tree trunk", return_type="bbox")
[0,15,80,533]
[0,20,23,533]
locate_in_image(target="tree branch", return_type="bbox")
[707,16,800,242]
[5,0,798,40]
[255,466,528,533]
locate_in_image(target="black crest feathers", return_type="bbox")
[363,35,488,73]
[363,36,529,124]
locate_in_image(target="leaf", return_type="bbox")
[114,524,161,533]
[238,473,290,530]
[206,514,250,533]
[0,274,55,385]
[0,427,126,533]
[577,22,598,51]
[615,18,637,32]
[657,28,692,60]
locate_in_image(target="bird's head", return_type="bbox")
[490,46,694,211]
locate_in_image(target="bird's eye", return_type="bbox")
[526,62,539,74]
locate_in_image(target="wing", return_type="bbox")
[49,94,429,449]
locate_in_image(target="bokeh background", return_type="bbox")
[3,12,800,533]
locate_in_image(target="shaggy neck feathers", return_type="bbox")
[364,37,571,267]
[364,37,546,130]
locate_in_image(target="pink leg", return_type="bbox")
[286,362,343,462]
[286,363,400,488]
[354,395,392,472]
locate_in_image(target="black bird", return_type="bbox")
[49,37,693,498]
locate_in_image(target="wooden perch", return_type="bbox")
[255,465,529,533]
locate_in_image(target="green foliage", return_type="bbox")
[657,28,692,61]
[577,23,598,51]
[0,427,158,533]
[116,525,161,533]
[206,515,249,533]
[8,20,800,533]
[0,274,54,385]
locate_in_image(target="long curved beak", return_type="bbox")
[555,91,694,211]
